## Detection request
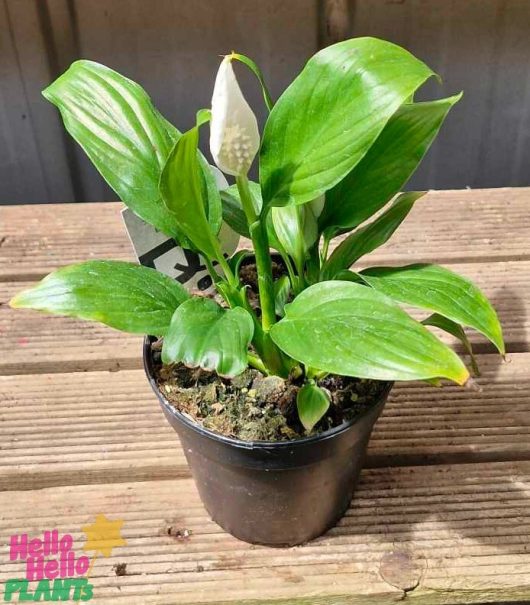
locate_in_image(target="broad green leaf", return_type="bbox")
[360,264,505,355]
[197,120,223,236]
[322,192,424,279]
[160,127,222,260]
[260,37,434,208]
[422,313,480,376]
[320,95,461,232]
[9,261,189,336]
[274,275,291,317]
[270,281,469,384]
[162,297,254,377]
[297,383,330,432]
[43,60,182,238]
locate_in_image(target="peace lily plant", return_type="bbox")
[11,38,504,434]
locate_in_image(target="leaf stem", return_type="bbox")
[216,253,239,289]
[236,175,277,332]
[203,256,221,285]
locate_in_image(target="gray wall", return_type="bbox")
[1,0,529,205]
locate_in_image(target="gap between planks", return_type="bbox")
[1,462,530,604]
[1,188,530,282]
[1,354,530,491]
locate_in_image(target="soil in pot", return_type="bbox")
[152,351,387,441]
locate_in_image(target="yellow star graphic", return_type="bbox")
[82,513,126,558]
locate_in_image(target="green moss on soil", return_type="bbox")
[153,348,388,441]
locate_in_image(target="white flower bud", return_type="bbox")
[210,55,260,176]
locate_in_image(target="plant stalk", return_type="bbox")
[236,175,277,332]
[236,174,289,377]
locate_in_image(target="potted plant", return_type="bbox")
[11,37,503,547]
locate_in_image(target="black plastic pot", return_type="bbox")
[144,337,392,547]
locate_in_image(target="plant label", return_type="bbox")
[121,209,239,293]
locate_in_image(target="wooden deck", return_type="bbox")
[1,188,530,603]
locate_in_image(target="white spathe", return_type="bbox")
[210,55,260,177]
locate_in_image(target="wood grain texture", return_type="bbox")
[1,462,530,603]
[1,188,529,603]
[1,188,530,280]
[1,354,528,491]
[0,280,141,374]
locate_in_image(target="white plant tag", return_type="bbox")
[121,208,239,293]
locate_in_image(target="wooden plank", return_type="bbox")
[0,256,522,376]
[0,279,141,374]
[1,462,530,603]
[0,370,186,490]
[1,188,530,281]
[0,202,132,282]
[1,354,529,491]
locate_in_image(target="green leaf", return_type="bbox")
[320,95,461,232]
[260,37,434,208]
[270,281,469,384]
[162,297,254,377]
[297,383,330,432]
[422,313,480,376]
[220,180,264,239]
[43,60,183,238]
[228,250,252,276]
[200,159,223,235]
[231,53,274,111]
[196,108,212,126]
[322,192,424,279]
[270,204,318,270]
[333,270,364,283]
[360,264,505,355]
[274,275,291,317]
[9,261,189,336]
[159,127,222,260]
[220,189,250,238]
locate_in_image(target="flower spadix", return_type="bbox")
[210,54,260,176]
